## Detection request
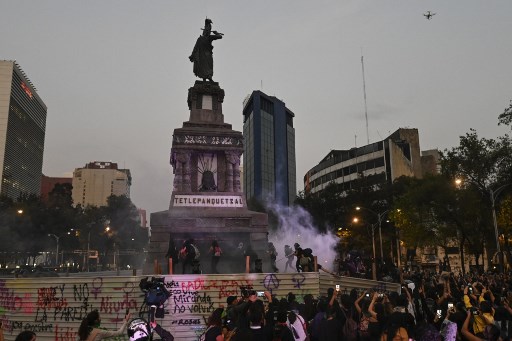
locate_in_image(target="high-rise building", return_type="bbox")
[72,161,131,207]
[304,128,438,194]
[0,61,47,199]
[242,91,296,206]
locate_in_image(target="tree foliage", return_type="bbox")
[499,100,512,128]
[441,129,512,187]
[0,184,147,269]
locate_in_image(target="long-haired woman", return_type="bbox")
[78,310,131,341]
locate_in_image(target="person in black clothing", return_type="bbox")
[385,295,415,338]
[149,321,174,341]
[14,331,37,341]
[180,239,196,274]
[273,310,294,341]
[294,244,303,272]
[247,303,272,341]
[204,308,224,341]
[318,306,343,341]
[267,242,278,272]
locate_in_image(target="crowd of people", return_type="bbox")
[199,270,512,341]
[4,270,512,340]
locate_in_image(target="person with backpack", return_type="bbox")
[284,245,295,272]
[294,244,303,272]
[180,239,198,274]
[209,240,222,274]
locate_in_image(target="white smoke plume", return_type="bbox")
[267,203,338,272]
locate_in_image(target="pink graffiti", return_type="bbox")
[99,293,137,314]
[0,280,23,311]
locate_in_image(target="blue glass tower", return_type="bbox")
[243,91,296,206]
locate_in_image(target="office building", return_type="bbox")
[242,91,296,206]
[0,61,47,199]
[305,128,436,194]
[72,161,131,207]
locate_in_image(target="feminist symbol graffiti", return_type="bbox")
[291,273,306,289]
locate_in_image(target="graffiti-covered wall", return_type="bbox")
[0,273,399,340]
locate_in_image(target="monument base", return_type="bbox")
[145,205,269,275]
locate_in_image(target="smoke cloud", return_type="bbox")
[267,203,338,272]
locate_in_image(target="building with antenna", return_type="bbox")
[71,161,131,207]
[243,90,296,206]
[304,128,438,194]
[0,61,47,199]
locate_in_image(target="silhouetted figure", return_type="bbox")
[179,239,197,274]
[189,18,223,82]
[267,242,278,272]
[294,243,302,272]
[192,260,201,274]
[15,331,36,341]
[301,248,313,272]
[235,242,246,272]
[209,240,222,274]
[254,258,263,273]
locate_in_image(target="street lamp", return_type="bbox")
[456,178,511,272]
[47,234,60,266]
[353,216,377,280]
[356,206,389,260]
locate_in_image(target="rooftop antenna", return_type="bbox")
[261,80,263,90]
[361,48,370,145]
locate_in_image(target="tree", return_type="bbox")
[103,195,147,268]
[441,129,512,186]
[440,129,512,268]
[499,100,512,128]
[498,195,512,257]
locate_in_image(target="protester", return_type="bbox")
[191,270,512,341]
[209,240,222,274]
[14,331,36,341]
[127,318,174,341]
[179,238,198,274]
[78,310,131,340]
[284,245,294,272]
[267,242,278,272]
[203,308,224,341]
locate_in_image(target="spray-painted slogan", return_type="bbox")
[0,273,398,341]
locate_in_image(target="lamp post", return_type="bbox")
[353,217,377,280]
[356,207,389,260]
[455,179,511,273]
[48,234,60,266]
[86,230,91,272]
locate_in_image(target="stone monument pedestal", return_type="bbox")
[145,81,269,274]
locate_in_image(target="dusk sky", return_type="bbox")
[1,1,511,218]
